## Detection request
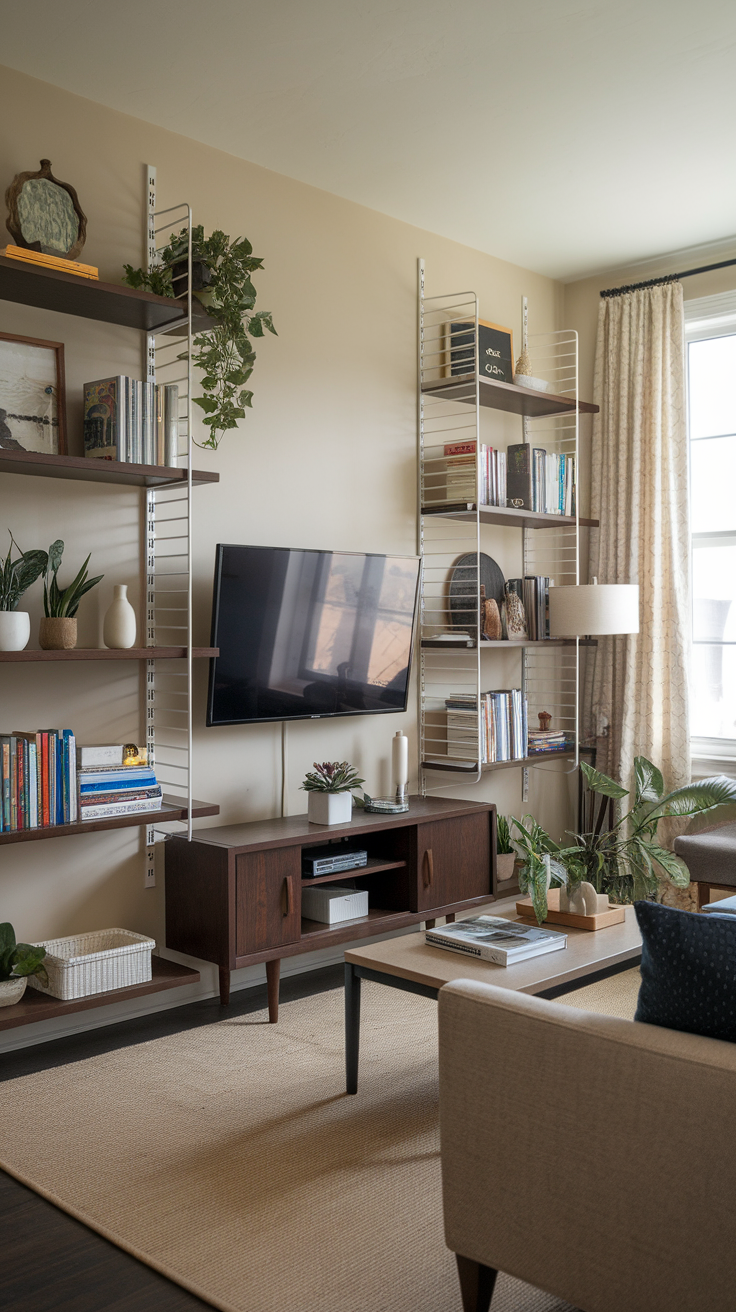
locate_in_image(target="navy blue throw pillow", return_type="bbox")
[634,900,736,1044]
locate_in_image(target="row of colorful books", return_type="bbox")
[507,445,576,516]
[83,376,179,466]
[446,689,528,764]
[527,729,573,755]
[0,736,163,832]
[444,441,507,507]
[0,730,77,831]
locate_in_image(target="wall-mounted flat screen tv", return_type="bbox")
[207,545,420,726]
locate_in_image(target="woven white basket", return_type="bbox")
[27,928,155,1000]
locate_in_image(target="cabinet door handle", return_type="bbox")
[282,875,294,916]
[423,848,434,889]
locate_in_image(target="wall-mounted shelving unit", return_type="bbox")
[0,173,220,1029]
[417,260,599,794]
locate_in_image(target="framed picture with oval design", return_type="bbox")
[0,330,67,455]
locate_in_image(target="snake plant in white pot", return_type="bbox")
[0,532,47,651]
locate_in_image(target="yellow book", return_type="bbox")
[1,245,99,279]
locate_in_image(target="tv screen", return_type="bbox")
[207,546,420,726]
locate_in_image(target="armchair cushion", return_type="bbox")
[635,900,736,1044]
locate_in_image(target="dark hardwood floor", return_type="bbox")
[1,963,343,1311]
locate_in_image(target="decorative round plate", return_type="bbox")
[449,552,506,630]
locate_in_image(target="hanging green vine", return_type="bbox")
[123,226,276,450]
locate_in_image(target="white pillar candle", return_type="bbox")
[392,731,409,794]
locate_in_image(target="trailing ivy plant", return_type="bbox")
[123,226,276,450]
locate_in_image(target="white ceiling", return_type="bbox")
[3,0,736,280]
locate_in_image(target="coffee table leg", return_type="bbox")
[345,962,361,1094]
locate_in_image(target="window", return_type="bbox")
[686,293,736,769]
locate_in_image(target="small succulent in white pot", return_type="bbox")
[301,761,366,826]
[0,532,47,651]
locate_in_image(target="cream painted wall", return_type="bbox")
[0,65,576,1046]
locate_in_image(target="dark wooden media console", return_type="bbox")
[165,796,505,1019]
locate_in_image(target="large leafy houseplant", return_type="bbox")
[123,226,276,450]
[0,922,48,987]
[511,758,736,922]
[0,532,47,612]
[43,539,103,618]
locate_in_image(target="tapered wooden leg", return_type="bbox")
[266,958,280,1023]
[345,962,361,1094]
[455,1255,498,1312]
[218,966,231,1006]
[445,912,456,924]
[425,919,436,930]
[697,882,712,910]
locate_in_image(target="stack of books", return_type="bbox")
[1,244,99,280]
[527,729,573,755]
[0,729,77,831]
[446,689,528,764]
[443,441,507,506]
[77,745,162,820]
[83,377,179,466]
[507,444,576,515]
[426,915,566,965]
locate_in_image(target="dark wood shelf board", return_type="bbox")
[0,797,219,845]
[301,858,407,887]
[0,254,192,332]
[0,646,218,663]
[422,502,599,530]
[421,372,598,417]
[300,907,402,937]
[421,638,597,649]
[422,745,596,773]
[0,955,200,1032]
[0,449,218,487]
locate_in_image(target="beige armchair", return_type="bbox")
[438,979,736,1312]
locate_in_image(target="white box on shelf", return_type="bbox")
[27,928,156,1000]
[300,885,369,925]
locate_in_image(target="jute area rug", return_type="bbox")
[0,968,641,1312]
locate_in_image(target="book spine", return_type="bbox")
[41,732,49,826]
[81,797,164,820]
[156,384,165,465]
[164,385,179,466]
[80,786,162,807]
[1,740,9,831]
[28,742,38,827]
[506,444,532,509]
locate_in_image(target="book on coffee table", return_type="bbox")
[426,915,566,966]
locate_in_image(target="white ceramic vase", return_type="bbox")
[103,585,137,649]
[0,610,30,651]
[307,791,353,825]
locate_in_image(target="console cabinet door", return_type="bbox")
[415,813,491,912]
[236,848,301,956]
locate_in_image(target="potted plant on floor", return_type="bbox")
[0,532,47,651]
[301,761,366,826]
[511,758,736,922]
[0,922,48,1006]
[39,539,104,650]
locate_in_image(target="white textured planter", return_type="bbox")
[307,791,353,826]
[0,977,27,1007]
[103,584,137,649]
[0,610,30,651]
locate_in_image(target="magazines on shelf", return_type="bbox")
[83,377,179,466]
[445,688,528,764]
[426,915,566,965]
[78,750,162,820]
[444,440,507,507]
[0,730,77,832]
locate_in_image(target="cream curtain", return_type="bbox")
[585,281,690,793]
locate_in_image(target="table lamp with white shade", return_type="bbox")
[546,578,640,769]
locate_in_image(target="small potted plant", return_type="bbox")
[0,922,48,1006]
[40,539,104,650]
[301,761,366,826]
[0,532,47,651]
[496,816,516,883]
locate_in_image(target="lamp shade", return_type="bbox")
[548,583,639,637]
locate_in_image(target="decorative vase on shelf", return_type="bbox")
[0,611,30,651]
[0,977,27,1007]
[103,585,137,649]
[307,792,353,826]
[39,617,77,650]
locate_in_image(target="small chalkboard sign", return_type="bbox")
[449,318,514,384]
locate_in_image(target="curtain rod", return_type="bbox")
[600,256,736,298]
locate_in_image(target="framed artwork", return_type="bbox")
[0,331,66,455]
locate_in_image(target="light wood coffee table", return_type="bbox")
[344,900,642,1092]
